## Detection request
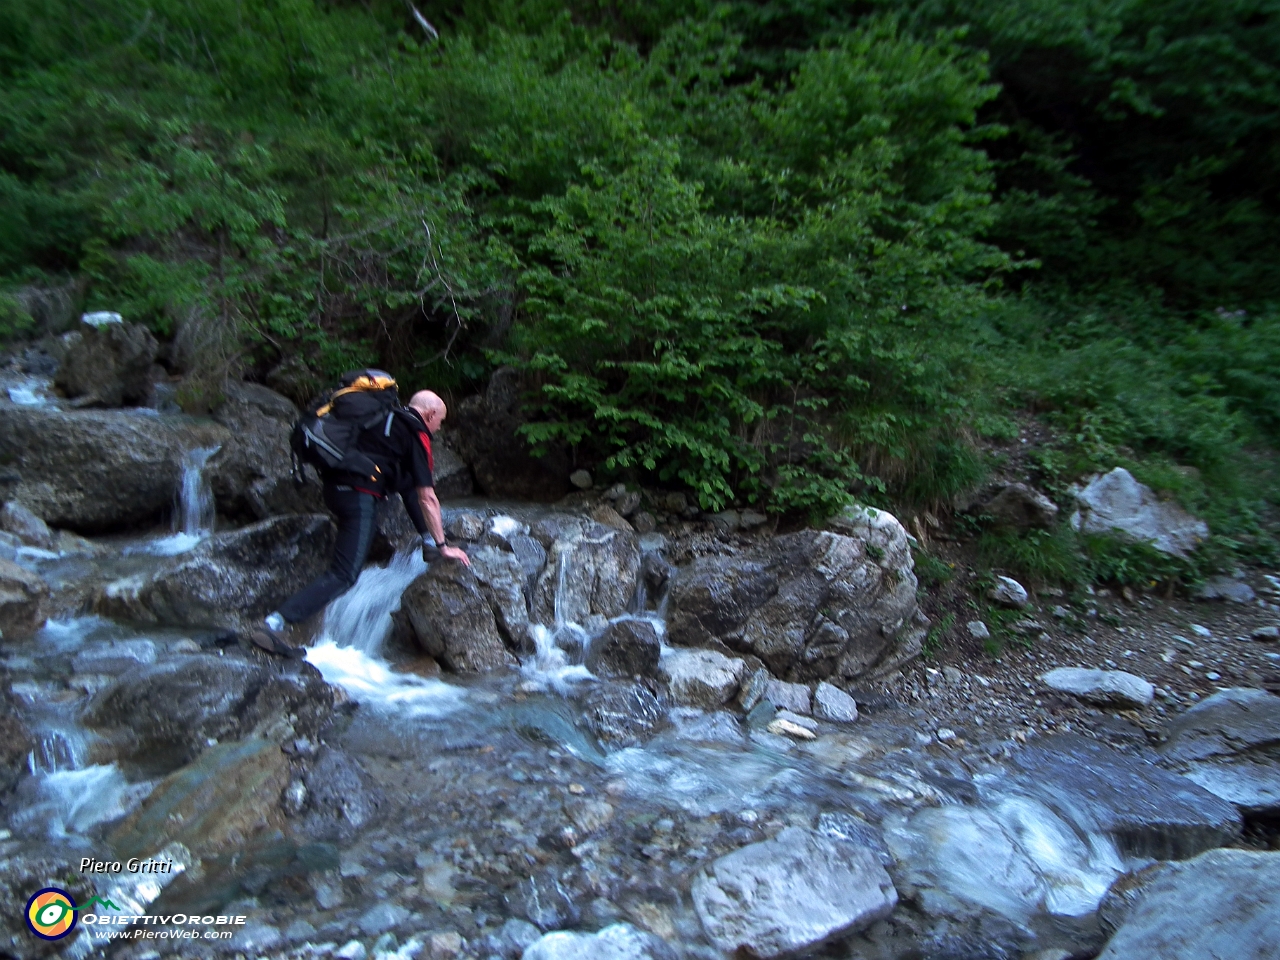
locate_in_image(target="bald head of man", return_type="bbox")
[408,390,447,432]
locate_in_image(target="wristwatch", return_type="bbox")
[421,535,443,562]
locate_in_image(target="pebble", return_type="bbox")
[336,941,368,960]
[569,469,593,489]
[988,575,1030,608]
[1250,625,1280,641]
[936,728,957,742]
[966,620,990,640]
[1191,624,1213,638]
[812,681,858,723]
[767,717,817,741]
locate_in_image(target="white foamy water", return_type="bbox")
[307,550,468,718]
[14,765,153,839]
[7,383,48,405]
[520,623,594,694]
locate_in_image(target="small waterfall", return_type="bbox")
[306,550,468,719]
[129,445,220,555]
[175,445,218,538]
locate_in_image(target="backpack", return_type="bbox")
[290,369,405,486]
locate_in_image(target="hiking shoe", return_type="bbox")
[249,627,306,659]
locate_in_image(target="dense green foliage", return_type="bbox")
[1,0,1277,558]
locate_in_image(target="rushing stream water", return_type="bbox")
[0,479,1159,959]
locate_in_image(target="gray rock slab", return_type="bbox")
[522,922,676,960]
[659,648,744,708]
[1159,687,1280,814]
[1010,734,1241,860]
[693,826,897,958]
[1040,667,1154,708]
[1096,849,1280,960]
[1196,576,1257,603]
[1070,467,1208,558]
[813,681,859,723]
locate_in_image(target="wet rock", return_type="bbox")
[510,870,580,931]
[511,533,549,585]
[0,557,47,639]
[469,545,534,653]
[206,380,324,520]
[583,683,666,746]
[94,514,333,632]
[693,826,897,958]
[83,653,334,771]
[522,922,676,960]
[667,508,921,683]
[735,666,770,711]
[532,520,641,624]
[0,501,52,548]
[988,575,1029,609]
[565,796,614,836]
[109,737,290,859]
[1158,687,1280,814]
[1195,576,1257,603]
[55,317,158,406]
[671,709,747,745]
[1009,734,1242,860]
[1070,467,1209,558]
[886,792,1123,947]
[402,560,519,672]
[1041,667,1154,709]
[300,747,385,840]
[0,850,97,958]
[0,402,230,532]
[1096,848,1280,960]
[979,482,1060,531]
[766,679,811,714]
[659,648,744,708]
[586,619,661,679]
[640,550,674,595]
[71,639,157,674]
[447,512,486,542]
[0,677,33,796]
[813,681,858,723]
[449,368,571,501]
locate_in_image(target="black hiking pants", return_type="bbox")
[279,484,377,624]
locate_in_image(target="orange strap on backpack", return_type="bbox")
[315,372,398,417]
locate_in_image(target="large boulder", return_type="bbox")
[586,618,661,679]
[1009,734,1241,860]
[666,507,923,682]
[82,653,334,772]
[659,648,745,708]
[693,827,897,958]
[532,518,642,625]
[1070,467,1209,558]
[448,367,571,501]
[206,380,323,520]
[1158,687,1280,815]
[401,560,519,673]
[0,557,47,639]
[93,514,333,632]
[1096,849,1280,960]
[1040,667,1154,709]
[54,317,158,407]
[0,401,230,532]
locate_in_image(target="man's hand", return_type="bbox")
[441,544,470,567]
